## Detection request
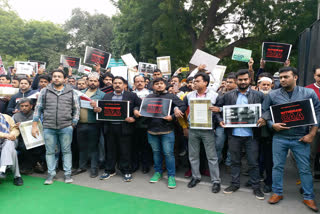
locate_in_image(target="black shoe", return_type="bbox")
[254,188,265,200]
[0,172,6,179]
[72,168,87,176]
[223,185,239,194]
[263,185,272,193]
[34,162,46,173]
[142,166,150,174]
[187,178,201,188]
[90,168,98,178]
[212,183,221,193]
[20,168,33,175]
[300,187,304,195]
[13,177,23,186]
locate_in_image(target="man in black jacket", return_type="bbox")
[93,76,141,182]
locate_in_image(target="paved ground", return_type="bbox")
[31,156,320,214]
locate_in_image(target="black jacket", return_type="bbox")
[6,89,37,115]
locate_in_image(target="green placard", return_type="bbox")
[232,47,252,62]
[108,58,125,67]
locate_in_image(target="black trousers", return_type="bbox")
[132,128,152,170]
[18,141,45,169]
[105,124,132,174]
[259,137,273,186]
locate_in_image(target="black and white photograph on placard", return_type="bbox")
[223,104,261,128]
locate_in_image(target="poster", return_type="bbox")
[108,58,125,67]
[78,65,92,74]
[138,62,157,74]
[28,60,46,69]
[0,56,6,75]
[83,46,111,69]
[190,49,220,72]
[14,61,38,75]
[139,98,172,118]
[111,66,128,80]
[19,120,45,150]
[223,104,261,128]
[262,42,292,63]
[190,99,212,129]
[270,99,317,128]
[121,53,138,68]
[157,56,171,75]
[60,55,81,69]
[232,47,252,62]
[96,100,129,121]
[209,65,227,87]
[0,84,19,98]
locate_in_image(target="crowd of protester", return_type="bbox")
[0,58,320,212]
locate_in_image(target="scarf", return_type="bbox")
[0,114,10,134]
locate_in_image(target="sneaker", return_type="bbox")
[223,185,239,194]
[64,175,73,184]
[100,172,116,180]
[168,176,176,189]
[13,177,23,186]
[254,188,265,200]
[150,172,162,183]
[124,174,132,182]
[90,168,99,178]
[44,175,55,185]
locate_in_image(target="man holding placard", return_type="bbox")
[262,67,320,212]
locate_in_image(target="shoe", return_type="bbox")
[254,188,265,200]
[187,178,200,188]
[90,168,98,178]
[142,166,150,174]
[44,175,55,185]
[268,194,283,204]
[300,187,304,195]
[72,168,87,176]
[20,168,33,175]
[303,200,319,212]
[263,185,272,193]
[124,174,132,182]
[34,162,46,173]
[150,172,162,183]
[184,169,192,178]
[212,183,221,193]
[13,177,23,186]
[64,175,73,184]
[223,185,239,194]
[100,172,116,180]
[168,176,176,189]
[0,172,6,179]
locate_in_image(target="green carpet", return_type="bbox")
[0,176,221,214]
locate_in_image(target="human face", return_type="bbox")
[0,77,9,84]
[88,78,99,90]
[236,74,250,91]
[226,78,237,91]
[39,78,49,89]
[153,71,162,79]
[12,79,19,88]
[220,80,226,88]
[193,76,207,91]
[187,80,193,89]
[258,80,272,94]
[167,86,174,94]
[153,81,166,92]
[170,77,180,86]
[20,102,32,114]
[19,80,30,92]
[68,78,76,86]
[103,76,113,87]
[279,71,297,91]
[314,69,320,87]
[77,80,87,90]
[134,76,146,90]
[52,71,65,87]
[113,78,125,94]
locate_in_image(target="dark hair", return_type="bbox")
[312,65,320,74]
[166,84,173,90]
[103,72,114,80]
[39,74,51,82]
[235,69,250,78]
[194,72,210,87]
[278,67,298,76]
[170,76,180,83]
[12,76,19,81]
[153,77,166,85]
[186,77,194,82]
[258,72,273,80]
[19,98,32,105]
[144,76,150,81]
[133,75,145,83]
[222,78,227,81]
[51,69,67,78]
[227,73,236,80]
[113,76,126,83]
[19,77,31,85]
[0,74,10,81]
[153,69,162,74]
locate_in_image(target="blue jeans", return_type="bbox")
[44,126,73,176]
[148,132,175,177]
[272,136,314,200]
[214,126,226,163]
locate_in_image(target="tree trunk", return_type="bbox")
[214,37,255,59]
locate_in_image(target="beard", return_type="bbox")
[238,84,249,90]
[89,84,97,90]
[260,89,271,95]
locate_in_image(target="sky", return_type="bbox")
[8,0,118,24]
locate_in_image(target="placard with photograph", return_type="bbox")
[209,65,227,87]
[111,66,128,80]
[28,60,46,69]
[60,55,81,69]
[157,56,171,75]
[139,98,172,118]
[96,100,129,121]
[0,56,6,75]
[262,42,292,63]
[232,47,252,62]
[84,46,111,69]
[0,84,19,98]
[19,120,45,150]
[223,104,261,128]
[78,65,92,74]
[121,53,138,68]
[190,98,212,129]
[138,62,157,74]
[190,49,220,72]
[270,99,317,128]
[14,61,38,75]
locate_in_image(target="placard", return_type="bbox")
[84,46,111,69]
[78,65,92,74]
[19,120,45,150]
[14,61,38,75]
[223,104,261,127]
[111,66,128,80]
[0,84,19,98]
[138,62,157,74]
[28,60,46,69]
[209,65,226,87]
[232,47,252,62]
[0,56,6,75]
[262,42,292,63]
[270,99,317,128]
[96,100,129,121]
[121,53,138,68]
[157,56,171,75]
[139,98,172,118]
[108,58,125,67]
[190,99,212,129]
[60,55,81,69]
[190,49,220,72]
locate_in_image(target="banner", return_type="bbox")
[60,55,81,69]
[19,120,45,150]
[111,66,128,80]
[138,62,157,74]
[157,56,171,75]
[78,65,92,74]
[190,98,212,129]
[232,47,252,62]
[96,100,129,121]
[28,60,46,69]
[262,42,292,63]
[108,58,125,68]
[14,61,38,75]
[223,104,261,128]
[190,49,220,72]
[139,98,172,118]
[0,84,19,98]
[121,53,138,68]
[270,99,317,128]
[84,46,111,69]
[0,56,6,75]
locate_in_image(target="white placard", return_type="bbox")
[190,49,220,72]
[111,66,128,80]
[79,65,92,74]
[15,61,38,75]
[157,56,171,75]
[19,120,44,150]
[121,53,138,68]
